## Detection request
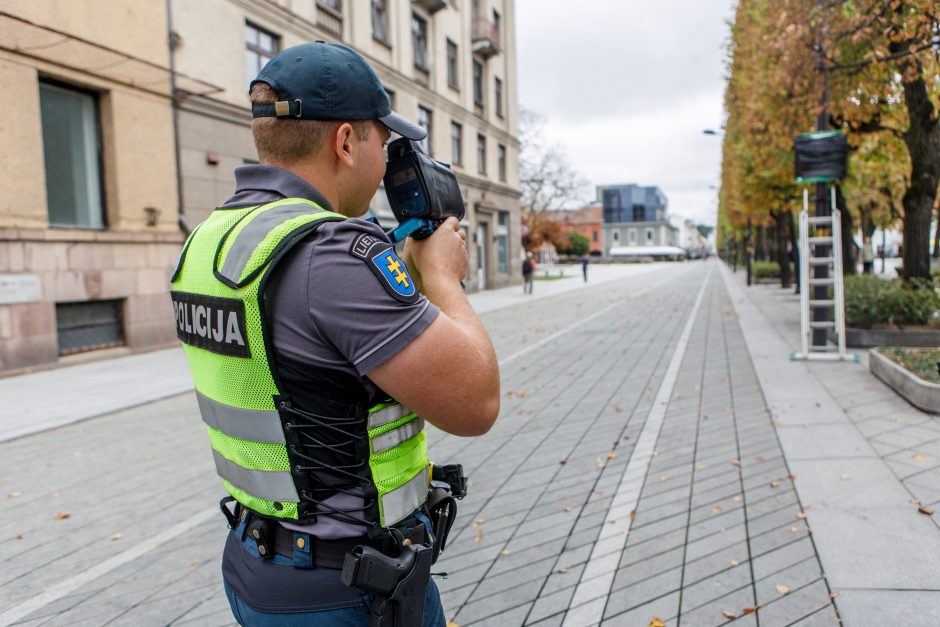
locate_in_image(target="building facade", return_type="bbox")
[557,203,602,255]
[599,184,678,253]
[0,3,205,373]
[169,0,522,292]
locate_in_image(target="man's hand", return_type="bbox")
[370,217,499,437]
[403,217,467,294]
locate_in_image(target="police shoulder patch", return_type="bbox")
[350,234,418,303]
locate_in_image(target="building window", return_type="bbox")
[56,299,125,355]
[628,229,636,243]
[446,39,459,89]
[498,143,507,181]
[472,60,484,107]
[39,82,104,229]
[477,133,486,174]
[319,0,341,10]
[450,121,462,165]
[593,231,598,242]
[493,9,501,46]
[245,22,279,80]
[646,228,654,243]
[412,13,428,71]
[371,0,388,43]
[497,211,508,274]
[418,106,432,156]
[633,204,645,222]
[612,230,621,243]
[494,76,503,118]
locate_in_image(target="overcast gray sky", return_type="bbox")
[515,0,736,226]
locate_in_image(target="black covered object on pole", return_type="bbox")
[794,131,848,183]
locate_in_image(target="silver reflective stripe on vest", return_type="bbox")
[371,418,424,455]
[213,451,298,502]
[381,466,430,526]
[368,404,411,430]
[220,203,324,283]
[197,391,285,444]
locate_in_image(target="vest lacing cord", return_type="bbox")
[281,404,378,528]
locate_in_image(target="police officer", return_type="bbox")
[170,41,499,625]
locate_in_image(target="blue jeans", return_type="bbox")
[223,513,446,626]
[224,578,446,626]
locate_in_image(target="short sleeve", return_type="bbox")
[305,219,439,376]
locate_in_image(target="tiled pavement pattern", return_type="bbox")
[739,279,940,530]
[429,264,837,626]
[0,262,837,626]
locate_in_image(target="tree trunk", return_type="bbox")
[897,69,940,281]
[756,225,768,261]
[774,211,791,288]
[837,186,856,275]
[933,199,940,259]
[789,211,800,294]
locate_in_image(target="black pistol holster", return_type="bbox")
[342,543,433,627]
[341,464,468,625]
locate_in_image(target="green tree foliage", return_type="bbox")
[720,0,940,281]
[556,231,590,256]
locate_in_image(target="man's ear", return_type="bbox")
[332,122,356,166]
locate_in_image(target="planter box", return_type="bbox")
[869,349,940,414]
[843,327,940,348]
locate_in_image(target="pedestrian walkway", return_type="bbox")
[0,262,672,442]
[3,260,938,626]
[722,265,940,625]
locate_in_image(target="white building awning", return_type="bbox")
[609,245,685,258]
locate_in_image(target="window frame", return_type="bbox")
[476,132,487,175]
[472,59,484,107]
[418,105,433,156]
[494,76,504,118]
[371,0,390,45]
[450,121,463,166]
[446,38,459,89]
[412,13,429,72]
[39,79,107,230]
[245,21,280,81]
[497,143,507,182]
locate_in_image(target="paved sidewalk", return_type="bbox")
[0,262,672,443]
[7,260,935,625]
[722,265,940,624]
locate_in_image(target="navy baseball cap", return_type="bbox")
[249,41,426,141]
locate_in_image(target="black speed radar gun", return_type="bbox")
[383,137,465,244]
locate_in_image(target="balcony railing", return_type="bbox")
[316,2,343,37]
[471,18,500,58]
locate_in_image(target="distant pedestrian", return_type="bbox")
[522,252,534,294]
[581,255,589,282]
[862,236,874,274]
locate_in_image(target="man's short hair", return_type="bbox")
[250,83,371,163]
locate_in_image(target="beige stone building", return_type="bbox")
[169,0,522,292]
[0,0,520,374]
[0,2,216,373]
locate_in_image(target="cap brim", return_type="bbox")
[379,111,427,141]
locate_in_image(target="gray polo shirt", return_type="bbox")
[223,164,439,380]
[222,165,438,536]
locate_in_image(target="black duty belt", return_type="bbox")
[241,510,428,570]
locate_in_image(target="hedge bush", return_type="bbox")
[752,261,780,278]
[843,275,940,328]
[751,261,796,279]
